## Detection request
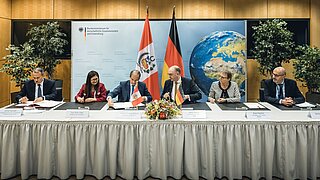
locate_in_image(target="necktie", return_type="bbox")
[131,85,135,96]
[174,82,178,101]
[278,84,283,99]
[37,84,42,98]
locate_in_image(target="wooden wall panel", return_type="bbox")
[54,0,97,19]
[0,19,11,107]
[97,0,139,19]
[282,62,308,96]
[225,0,268,18]
[0,19,10,57]
[53,60,71,102]
[310,0,320,47]
[268,0,310,18]
[0,0,11,19]
[182,0,224,19]
[0,62,10,107]
[139,0,182,19]
[12,0,53,19]
[247,59,263,101]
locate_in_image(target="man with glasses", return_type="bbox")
[16,67,57,103]
[161,65,202,104]
[264,67,305,106]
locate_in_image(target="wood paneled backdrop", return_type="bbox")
[0,0,319,106]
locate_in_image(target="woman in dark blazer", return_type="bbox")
[75,70,108,103]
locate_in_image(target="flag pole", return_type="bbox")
[146,6,149,16]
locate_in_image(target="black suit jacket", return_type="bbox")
[16,79,57,103]
[109,80,152,102]
[264,78,305,104]
[161,77,202,104]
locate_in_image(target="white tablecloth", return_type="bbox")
[0,103,319,179]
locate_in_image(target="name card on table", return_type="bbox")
[182,110,206,119]
[0,109,23,117]
[66,109,89,118]
[246,111,271,120]
[309,111,320,119]
[116,111,142,119]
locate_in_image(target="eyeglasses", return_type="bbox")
[219,76,228,79]
[272,73,285,77]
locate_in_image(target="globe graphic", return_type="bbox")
[190,31,246,98]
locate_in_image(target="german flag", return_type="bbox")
[161,8,184,87]
[175,85,185,106]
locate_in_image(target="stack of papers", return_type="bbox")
[295,102,316,108]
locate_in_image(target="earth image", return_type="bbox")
[189,31,246,99]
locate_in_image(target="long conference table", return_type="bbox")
[0,102,320,180]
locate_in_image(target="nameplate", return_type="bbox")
[309,111,320,119]
[246,111,271,119]
[0,109,23,117]
[66,109,89,118]
[182,110,206,119]
[116,111,142,119]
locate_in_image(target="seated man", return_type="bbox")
[161,65,202,104]
[107,70,152,105]
[16,67,57,103]
[264,67,305,106]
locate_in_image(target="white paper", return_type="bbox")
[23,109,46,114]
[113,102,144,109]
[0,109,23,117]
[246,111,271,119]
[296,102,316,108]
[182,110,206,119]
[116,111,142,119]
[244,103,266,109]
[66,109,89,118]
[15,101,34,107]
[16,100,62,108]
[309,111,320,119]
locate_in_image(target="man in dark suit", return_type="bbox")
[161,65,202,104]
[264,67,305,106]
[107,70,152,104]
[16,68,57,103]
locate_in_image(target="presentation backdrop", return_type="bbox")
[71,20,246,102]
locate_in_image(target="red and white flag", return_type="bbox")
[130,84,143,107]
[136,11,160,100]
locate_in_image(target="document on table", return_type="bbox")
[16,100,62,108]
[295,102,316,108]
[244,102,266,109]
[113,102,144,109]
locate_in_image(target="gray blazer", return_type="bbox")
[208,81,240,103]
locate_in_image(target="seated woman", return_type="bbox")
[75,70,108,103]
[208,70,240,103]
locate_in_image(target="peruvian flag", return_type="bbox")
[161,8,184,87]
[136,11,160,100]
[130,84,143,107]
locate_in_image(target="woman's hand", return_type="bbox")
[217,98,227,103]
[85,98,96,103]
[77,97,85,103]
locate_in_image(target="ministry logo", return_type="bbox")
[137,52,156,74]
